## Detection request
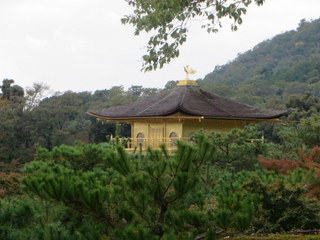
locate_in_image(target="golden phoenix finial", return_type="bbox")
[184,65,196,80]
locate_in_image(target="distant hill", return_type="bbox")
[200,18,320,109]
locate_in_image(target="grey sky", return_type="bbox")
[1,0,320,92]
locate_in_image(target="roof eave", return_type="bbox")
[87,111,285,122]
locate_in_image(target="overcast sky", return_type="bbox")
[1,0,320,93]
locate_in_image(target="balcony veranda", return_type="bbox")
[110,136,264,153]
[110,136,187,152]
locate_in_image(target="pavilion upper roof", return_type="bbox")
[88,86,287,120]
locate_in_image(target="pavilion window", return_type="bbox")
[136,132,145,147]
[169,132,178,147]
[188,132,195,142]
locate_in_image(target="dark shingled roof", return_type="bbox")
[88,86,287,119]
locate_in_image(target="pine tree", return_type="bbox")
[22,136,218,239]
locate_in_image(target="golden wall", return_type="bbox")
[131,120,183,148]
[130,118,249,149]
[182,119,247,138]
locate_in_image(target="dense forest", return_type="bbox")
[0,80,165,163]
[200,18,320,110]
[1,18,320,239]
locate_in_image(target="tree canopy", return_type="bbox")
[122,0,265,71]
[200,18,320,109]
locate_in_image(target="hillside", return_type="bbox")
[200,18,320,109]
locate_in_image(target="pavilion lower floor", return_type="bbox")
[110,116,265,152]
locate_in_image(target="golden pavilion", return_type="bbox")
[88,67,286,150]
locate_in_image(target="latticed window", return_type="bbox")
[136,132,145,147]
[169,132,178,147]
[188,132,195,141]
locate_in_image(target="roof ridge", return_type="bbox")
[136,88,178,115]
[198,89,235,117]
[201,89,283,114]
[178,87,187,107]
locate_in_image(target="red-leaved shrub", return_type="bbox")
[259,146,320,199]
[259,156,298,174]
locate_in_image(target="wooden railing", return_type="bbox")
[110,136,189,150]
[110,135,264,151]
[248,135,264,144]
